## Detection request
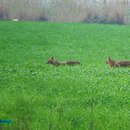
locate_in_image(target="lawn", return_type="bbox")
[0,22,130,130]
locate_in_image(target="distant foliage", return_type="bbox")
[83,0,128,24]
[0,0,129,24]
[0,0,48,21]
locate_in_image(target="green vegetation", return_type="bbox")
[0,22,130,130]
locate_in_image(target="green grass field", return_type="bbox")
[0,22,130,130]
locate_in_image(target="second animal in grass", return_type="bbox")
[46,56,81,66]
[106,56,130,67]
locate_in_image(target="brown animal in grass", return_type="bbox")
[106,56,130,67]
[46,56,81,66]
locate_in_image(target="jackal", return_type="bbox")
[46,56,81,66]
[106,56,130,67]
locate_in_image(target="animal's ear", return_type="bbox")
[108,56,112,60]
[50,56,54,59]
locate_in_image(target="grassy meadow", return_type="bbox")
[0,22,130,130]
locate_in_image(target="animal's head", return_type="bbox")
[106,56,115,67]
[46,56,55,64]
